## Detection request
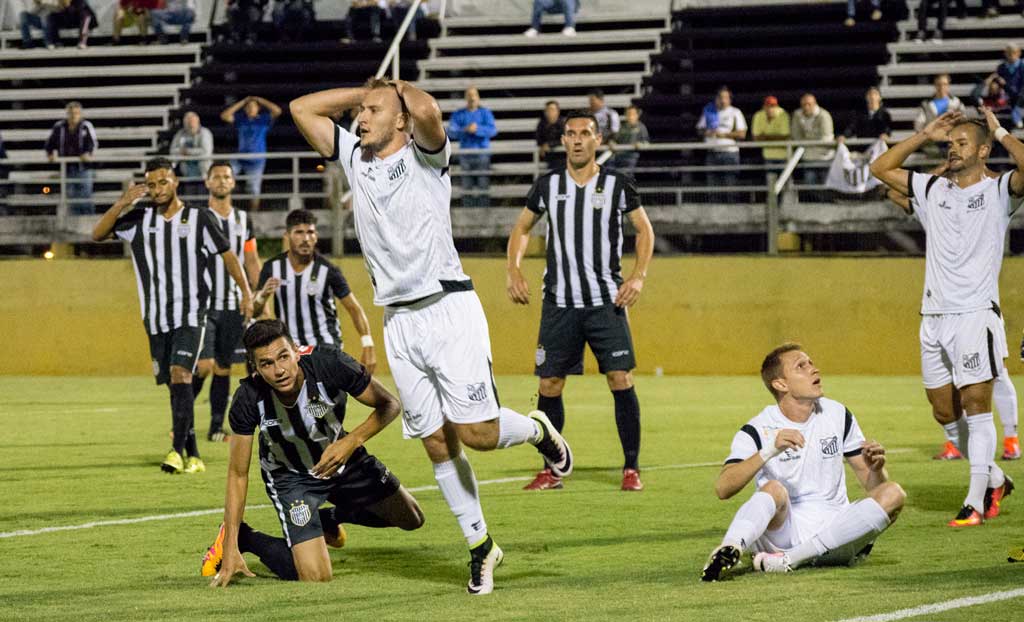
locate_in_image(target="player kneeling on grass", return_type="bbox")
[203,319,424,586]
[701,343,906,581]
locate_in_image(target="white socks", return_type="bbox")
[496,407,542,448]
[965,413,997,510]
[942,421,960,447]
[433,452,488,546]
[722,491,776,553]
[957,412,1005,489]
[787,498,890,568]
[993,369,1019,438]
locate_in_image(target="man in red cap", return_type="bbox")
[752,95,791,180]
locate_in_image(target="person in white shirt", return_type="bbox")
[288,78,573,596]
[696,86,747,198]
[701,343,905,581]
[871,107,1024,527]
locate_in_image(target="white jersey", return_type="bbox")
[724,397,866,508]
[909,171,1018,315]
[331,125,470,306]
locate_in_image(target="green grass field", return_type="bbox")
[1,374,1022,621]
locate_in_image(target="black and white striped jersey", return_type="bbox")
[207,207,254,312]
[229,345,370,475]
[114,204,230,335]
[526,168,642,308]
[257,253,352,347]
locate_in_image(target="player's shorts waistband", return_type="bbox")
[385,279,474,309]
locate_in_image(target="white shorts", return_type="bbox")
[383,290,501,439]
[753,500,876,567]
[920,308,1007,390]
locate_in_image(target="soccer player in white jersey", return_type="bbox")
[871,108,1024,526]
[701,344,906,581]
[289,78,573,595]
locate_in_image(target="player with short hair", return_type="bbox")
[203,319,424,586]
[290,78,573,594]
[507,110,655,491]
[91,157,253,474]
[870,108,1024,526]
[192,161,262,442]
[701,344,906,581]
[253,208,376,373]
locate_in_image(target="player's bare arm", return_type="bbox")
[290,87,369,158]
[338,293,376,374]
[310,378,402,478]
[243,247,262,290]
[847,440,889,493]
[714,429,805,499]
[506,208,541,305]
[982,107,1024,196]
[91,183,148,241]
[615,207,655,308]
[252,96,283,119]
[220,251,254,322]
[870,111,965,195]
[390,80,445,151]
[211,433,257,588]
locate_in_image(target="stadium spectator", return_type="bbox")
[840,86,892,142]
[588,89,620,143]
[971,75,1011,116]
[47,0,97,49]
[844,0,881,26]
[389,0,424,41]
[19,0,60,49]
[987,43,1023,128]
[983,0,1024,18]
[448,86,497,208]
[343,0,385,43]
[536,99,565,170]
[751,95,791,173]
[225,0,267,45]
[221,95,281,210]
[790,93,835,196]
[171,111,214,200]
[913,75,966,152]
[150,0,197,44]
[696,86,747,195]
[272,0,314,42]
[914,0,967,43]
[0,131,8,214]
[45,101,97,215]
[523,0,578,37]
[112,0,155,45]
[609,105,650,175]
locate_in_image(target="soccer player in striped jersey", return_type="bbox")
[507,110,655,492]
[290,78,573,595]
[253,209,376,373]
[192,161,262,442]
[92,157,254,474]
[701,344,906,581]
[204,320,423,586]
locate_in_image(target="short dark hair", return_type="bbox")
[544,100,560,109]
[243,319,294,356]
[625,105,640,114]
[760,343,803,400]
[563,110,600,131]
[145,157,175,173]
[717,85,731,97]
[953,119,992,149]
[206,160,233,177]
[285,208,317,230]
[588,88,604,100]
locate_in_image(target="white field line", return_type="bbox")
[836,588,1024,622]
[0,450,915,540]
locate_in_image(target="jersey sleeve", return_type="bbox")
[113,208,145,242]
[413,135,452,170]
[228,382,262,436]
[315,346,372,401]
[257,260,272,289]
[842,408,866,458]
[526,176,548,214]
[199,208,231,255]
[724,423,762,465]
[999,171,1017,216]
[329,123,362,178]
[618,174,643,213]
[907,171,937,213]
[328,264,351,299]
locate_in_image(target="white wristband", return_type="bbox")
[360,334,374,348]
[759,445,780,464]
[995,127,1010,143]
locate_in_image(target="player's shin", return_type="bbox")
[787,499,890,568]
[237,522,298,580]
[496,407,542,448]
[721,491,777,552]
[993,369,1019,438]
[433,452,488,546]
[209,374,230,432]
[169,383,192,456]
[612,387,641,470]
[965,413,997,509]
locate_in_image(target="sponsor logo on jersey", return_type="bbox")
[297,345,315,356]
[938,200,951,210]
[820,435,839,457]
[963,352,981,370]
[466,382,487,403]
[387,159,407,182]
[176,350,193,357]
[289,500,312,527]
[967,194,985,211]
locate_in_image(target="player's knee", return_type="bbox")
[169,366,193,384]
[605,371,632,392]
[399,503,426,531]
[213,364,231,376]
[759,480,790,508]
[875,481,907,516]
[195,359,213,378]
[539,377,565,397]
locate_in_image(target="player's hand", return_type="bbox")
[240,293,254,323]
[210,548,254,588]
[979,106,1003,134]
[258,277,281,298]
[311,435,358,478]
[467,122,478,135]
[506,268,531,305]
[614,276,644,307]
[360,346,377,375]
[921,111,964,143]
[862,440,886,471]
[775,429,805,452]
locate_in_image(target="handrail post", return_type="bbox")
[766,172,778,256]
[57,159,68,234]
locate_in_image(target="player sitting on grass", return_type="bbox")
[701,343,906,581]
[202,319,424,586]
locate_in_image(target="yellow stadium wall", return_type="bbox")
[5,256,1024,376]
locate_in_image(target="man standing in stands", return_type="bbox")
[171,111,214,200]
[45,101,97,215]
[588,89,620,143]
[790,93,834,199]
[696,86,746,197]
[221,95,282,210]
[448,87,497,208]
[752,95,790,176]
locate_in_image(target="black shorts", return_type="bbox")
[148,325,204,385]
[534,299,636,377]
[199,309,245,368]
[260,449,401,547]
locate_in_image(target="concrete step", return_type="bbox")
[422,49,651,72]
[430,28,663,51]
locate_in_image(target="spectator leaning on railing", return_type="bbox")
[790,93,834,194]
[448,86,498,208]
[840,86,892,143]
[45,101,97,215]
[751,95,790,173]
[609,105,649,175]
[151,0,197,44]
[171,111,214,200]
[19,0,61,49]
[696,86,747,193]
[221,95,281,210]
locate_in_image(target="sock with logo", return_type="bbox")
[722,491,776,553]
[433,451,488,546]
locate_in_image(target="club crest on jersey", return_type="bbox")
[387,159,407,182]
[963,352,981,370]
[967,194,985,211]
[820,435,839,457]
[307,394,332,419]
[535,345,546,366]
[592,192,607,210]
[289,500,312,527]
[176,224,191,238]
[466,382,487,403]
[306,275,321,296]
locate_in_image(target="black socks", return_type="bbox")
[612,387,641,471]
[209,374,230,431]
[169,383,196,457]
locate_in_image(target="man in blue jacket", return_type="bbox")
[448,87,497,208]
